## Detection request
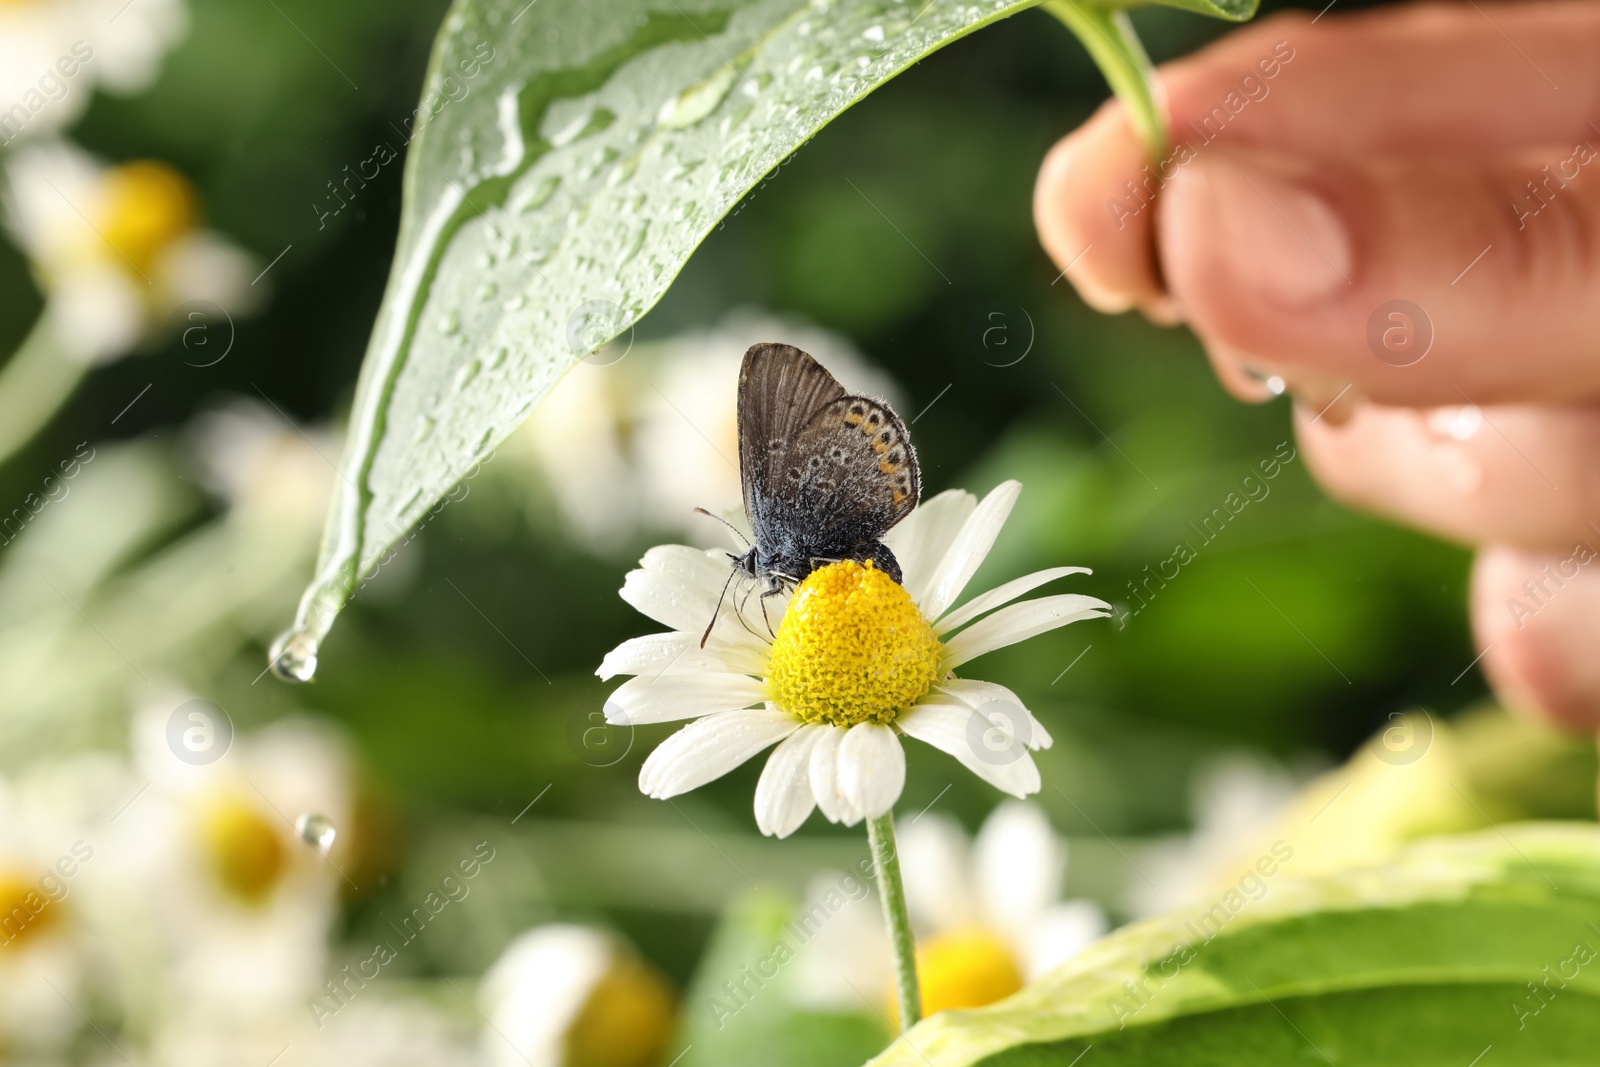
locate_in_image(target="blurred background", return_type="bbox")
[0,0,1593,1064]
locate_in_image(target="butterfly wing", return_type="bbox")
[788,395,919,542]
[738,343,846,540]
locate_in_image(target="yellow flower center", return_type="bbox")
[0,870,61,950]
[100,160,196,275]
[564,955,676,1067]
[766,561,942,727]
[890,927,1025,1029]
[199,794,287,905]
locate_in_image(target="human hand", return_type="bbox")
[1033,1,1600,731]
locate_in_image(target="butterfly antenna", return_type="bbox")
[701,567,740,649]
[693,507,751,549]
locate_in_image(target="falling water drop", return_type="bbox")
[268,628,319,684]
[438,311,460,336]
[294,812,338,854]
[1266,375,1287,396]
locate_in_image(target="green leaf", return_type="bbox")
[678,892,888,1067]
[276,0,1260,673]
[869,824,1600,1066]
[275,0,1060,673]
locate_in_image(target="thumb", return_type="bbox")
[1156,143,1600,407]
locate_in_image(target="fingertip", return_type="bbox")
[1034,103,1166,313]
[1473,545,1600,733]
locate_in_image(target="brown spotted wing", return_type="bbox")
[734,342,919,588]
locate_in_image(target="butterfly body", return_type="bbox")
[734,342,920,597]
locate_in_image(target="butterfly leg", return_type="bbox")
[758,574,792,638]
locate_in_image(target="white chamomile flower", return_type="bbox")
[115,687,354,1022]
[0,0,188,144]
[598,480,1109,837]
[1126,751,1299,918]
[793,802,1106,1019]
[0,756,129,1053]
[188,398,338,532]
[3,138,259,363]
[480,925,676,1067]
[152,995,484,1067]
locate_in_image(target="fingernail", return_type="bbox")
[1206,157,1353,307]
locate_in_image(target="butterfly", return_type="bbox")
[700,342,921,645]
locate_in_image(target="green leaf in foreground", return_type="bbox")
[274,0,1258,677]
[869,823,1600,1066]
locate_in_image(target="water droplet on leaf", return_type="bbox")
[268,628,319,684]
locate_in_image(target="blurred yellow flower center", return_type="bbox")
[564,955,676,1067]
[100,160,196,275]
[890,928,1024,1028]
[766,561,941,727]
[199,795,287,905]
[0,871,61,949]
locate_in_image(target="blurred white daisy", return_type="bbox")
[0,753,132,1053]
[0,0,188,145]
[479,924,676,1067]
[598,481,1108,837]
[151,994,484,1067]
[1125,751,1299,918]
[188,398,338,533]
[505,309,899,550]
[793,802,1105,1022]
[115,687,355,1022]
[3,138,259,364]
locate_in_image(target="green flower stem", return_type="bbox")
[0,314,90,470]
[868,811,921,1031]
[1044,0,1168,159]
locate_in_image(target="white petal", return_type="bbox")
[808,725,858,824]
[754,725,825,838]
[606,672,767,725]
[620,545,769,651]
[936,679,1052,750]
[897,700,1042,797]
[898,814,980,933]
[934,566,1091,635]
[919,481,1021,621]
[941,594,1110,670]
[481,926,615,1067]
[974,801,1064,935]
[837,722,905,821]
[619,554,723,633]
[1024,900,1109,979]
[639,709,798,798]
[50,270,145,363]
[885,489,976,606]
[596,632,762,680]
